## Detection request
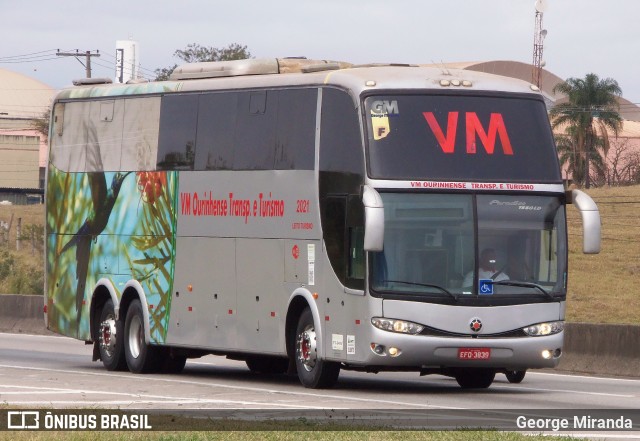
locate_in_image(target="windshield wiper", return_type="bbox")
[490,280,556,300]
[380,280,458,302]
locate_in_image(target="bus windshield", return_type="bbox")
[370,193,567,300]
[364,94,561,183]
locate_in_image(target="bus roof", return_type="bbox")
[55,58,544,101]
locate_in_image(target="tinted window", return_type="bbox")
[320,88,364,178]
[365,93,561,183]
[157,94,198,170]
[233,91,278,170]
[319,88,365,289]
[274,88,317,170]
[195,92,238,170]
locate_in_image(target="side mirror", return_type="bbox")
[362,185,384,251]
[567,189,601,254]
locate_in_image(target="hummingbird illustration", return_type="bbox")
[60,171,131,329]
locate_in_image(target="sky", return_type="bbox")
[1,0,639,106]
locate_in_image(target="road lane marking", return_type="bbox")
[0,383,330,409]
[0,363,460,410]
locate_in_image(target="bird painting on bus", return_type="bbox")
[59,171,131,330]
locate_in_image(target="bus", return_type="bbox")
[45,58,600,389]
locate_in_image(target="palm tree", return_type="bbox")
[549,73,623,188]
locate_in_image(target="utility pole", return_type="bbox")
[56,49,101,78]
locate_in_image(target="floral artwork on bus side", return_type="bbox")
[46,168,177,343]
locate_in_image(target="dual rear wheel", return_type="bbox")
[98,298,186,374]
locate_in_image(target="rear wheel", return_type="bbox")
[295,307,340,389]
[454,368,496,389]
[246,356,288,374]
[124,299,160,373]
[97,299,126,371]
[505,370,526,383]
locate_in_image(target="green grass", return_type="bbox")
[565,184,640,324]
[1,185,639,323]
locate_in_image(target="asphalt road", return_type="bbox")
[1,332,639,437]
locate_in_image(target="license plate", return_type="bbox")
[458,348,491,360]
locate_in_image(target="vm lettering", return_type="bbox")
[423,111,514,155]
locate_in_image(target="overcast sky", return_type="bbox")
[2,0,639,105]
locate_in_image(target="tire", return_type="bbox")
[454,368,496,389]
[246,356,288,374]
[294,307,340,389]
[124,299,160,373]
[505,370,526,384]
[97,299,127,371]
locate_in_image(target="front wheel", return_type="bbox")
[295,307,340,389]
[124,299,160,373]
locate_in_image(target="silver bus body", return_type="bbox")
[45,58,600,388]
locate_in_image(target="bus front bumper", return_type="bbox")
[349,329,564,371]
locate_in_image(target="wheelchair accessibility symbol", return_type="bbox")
[479,279,494,295]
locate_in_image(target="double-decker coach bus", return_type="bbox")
[45,58,600,389]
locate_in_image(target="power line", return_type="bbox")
[56,50,101,79]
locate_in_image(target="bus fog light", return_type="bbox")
[371,343,386,356]
[388,347,401,357]
[541,349,552,359]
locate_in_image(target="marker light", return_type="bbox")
[372,317,424,335]
[523,321,564,336]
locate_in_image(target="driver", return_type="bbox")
[463,248,509,287]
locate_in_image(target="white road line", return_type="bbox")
[489,384,635,398]
[529,370,640,383]
[0,383,331,409]
[0,363,460,410]
[4,399,333,408]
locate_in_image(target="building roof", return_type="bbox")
[444,60,640,122]
[0,68,54,120]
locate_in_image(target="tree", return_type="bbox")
[31,108,50,143]
[549,73,623,188]
[555,126,606,186]
[606,138,640,185]
[154,43,252,81]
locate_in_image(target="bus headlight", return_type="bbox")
[372,317,424,335]
[523,321,564,336]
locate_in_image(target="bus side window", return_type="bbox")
[347,195,365,288]
[195,92,238,170]
[319,88,365,290]
[233,91,278,170]
[274,88,317,170]
[157,94,198,170]
[323,197,347,284]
